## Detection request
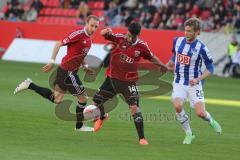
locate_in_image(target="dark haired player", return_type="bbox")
[92,22,168,145]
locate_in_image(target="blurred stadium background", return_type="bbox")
[0,0,240,160]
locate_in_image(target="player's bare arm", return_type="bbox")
[42,41,63,73]
[189,69,211,86]
[149,55,168,73]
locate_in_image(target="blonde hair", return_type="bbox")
[184,18,201,31]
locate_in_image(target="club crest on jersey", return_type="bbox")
[83,40,87,44]
[190,48,198,54]
[177,53,191,65]
[134,51,140,57]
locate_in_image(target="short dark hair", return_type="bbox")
[128,22,141,36]
[184,18,201,31]
[86,15,100,23]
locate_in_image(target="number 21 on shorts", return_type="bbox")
[196,89,204,98]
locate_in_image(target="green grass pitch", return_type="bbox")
[0,60,239,160]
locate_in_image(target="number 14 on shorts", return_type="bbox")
[128,85,138,93]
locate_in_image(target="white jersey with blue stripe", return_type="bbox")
[171,37,214,86]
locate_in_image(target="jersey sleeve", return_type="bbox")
[141,42,154,60]
[170,37,178,62]
[200,45,214,74]
[61,30,84,45]
[104,33,123,43]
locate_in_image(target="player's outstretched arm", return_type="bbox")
[149,55,168,74]
[42,41,63,73]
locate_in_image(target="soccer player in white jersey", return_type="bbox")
[167,18,222,144]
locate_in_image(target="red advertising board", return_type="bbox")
[0,21,183,62]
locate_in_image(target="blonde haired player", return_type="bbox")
[167,18,222,144]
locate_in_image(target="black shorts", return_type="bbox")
[93,76,139,106]
[53,67,86,96]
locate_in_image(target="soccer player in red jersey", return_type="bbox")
[14,15,100,131]
[92,22,168,145]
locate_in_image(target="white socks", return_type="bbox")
[203,111,213,124]
[176,109,192,135]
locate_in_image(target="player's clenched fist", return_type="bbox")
[100,28,112,36]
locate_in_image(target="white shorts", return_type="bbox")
[171,83,205,108]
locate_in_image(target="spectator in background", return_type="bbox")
[22,6,38,22]
[15,4,25,20]
[151,0,168,9]
[10,0,19,6]
[141,12,150,28]
[5,3,24,20]
[1,0,41,22]
[60,0,70,9]
[125,0,138,9]
[190,4,200,17]
[5,3,13,19]
[223,22,235,34]
[0,12,5,20]
[7,13,18,22]
[222,35,239,76]
[2,2,11,16]
[230,44,240,78]
[1,0,240,33]
[30,0,44,13]
[109,10,124,27]
[70,0,81,9]
[234,1,240,33]
[149,12,161,28]
[202,16,214,31]
[232,45,240,65]
[76,1,89,25]
[105,0,240,32]
[104,0,118,22]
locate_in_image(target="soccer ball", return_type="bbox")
[83,105,101,121]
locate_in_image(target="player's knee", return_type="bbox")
[53,92,64,104]
[130,105,139,115]
[77,96,88,103]
[174,103,183,113]
[196,111,206,118]
[54,96,63,104]
[194,102,206,118]
[173,99,184,112]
